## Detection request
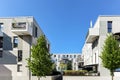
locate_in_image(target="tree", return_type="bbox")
[67,60,72,70]
[100,34,120,80]
[26,35,53,80]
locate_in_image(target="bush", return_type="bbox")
[51,71,61,75]
[64,70,87,76]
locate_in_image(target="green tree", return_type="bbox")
[100,34,120,80]
[26,35,53,80]
[67,60,72,70]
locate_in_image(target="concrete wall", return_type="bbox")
[31,76,52,80]
[63,76,120,80]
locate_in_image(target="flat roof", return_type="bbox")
[0,16,34,19]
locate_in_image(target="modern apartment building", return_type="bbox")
[51,53,83,71]
[0,16,50,80]
[82,16,120,76]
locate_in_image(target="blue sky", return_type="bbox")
[0,0,120,53]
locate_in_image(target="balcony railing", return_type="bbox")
[12,22,26,30]
[11,22,32,35]
[86,28,99,43]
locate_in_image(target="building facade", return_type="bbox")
[0,16,50,80]
[51,53,83,71]
[82,16,120,76]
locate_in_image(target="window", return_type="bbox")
[17,64,22,72]
[0,23,3,32]
[58,55,60,58]
[95,53,96,64]
[58,67,60,70]
[48,44,50,52]
[54,55,56,57]
[67,55,69,57]
[70,55,72,58]
[74,55,76,58]
[74,63,76,66]
[63,55,65,58]
[107,21,112,33]
[18,50,22,62]
[13,36,18,48]
[0,37,3,48]
[0,51,3,58]
[35,27,37,37]
[74,67,76,70]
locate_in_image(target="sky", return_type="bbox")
[0,0,120,53]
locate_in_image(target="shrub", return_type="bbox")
[64,70,87,76]
[51,71,61,75]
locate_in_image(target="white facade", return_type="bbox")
[82,16,120,76]
[0,16,50,80]
[51,53,83,71]
[82,43,92,66]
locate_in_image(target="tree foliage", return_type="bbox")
[100,34,120,80]
[67,60,72,70]
[26,35,53,80]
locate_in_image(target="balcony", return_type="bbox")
[86,28,99,43]
[0,30,3,37]
[11,22,32,35]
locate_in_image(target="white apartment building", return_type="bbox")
[51,53,83,71]
[0,16,50,80]
[82,15,120,76]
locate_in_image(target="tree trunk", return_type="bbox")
[38,77,40,80]
[111,71,114,80]
[112,75,114,80]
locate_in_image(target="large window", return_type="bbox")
[18,50,22,62]
[0,51,3,58]
[0,23,3,32]
[17,64,22,72]
[0,37,3,48]
[107,21,112,33]
[13,36,18,48]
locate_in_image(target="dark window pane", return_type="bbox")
[18,50,22,62]
[0,37,3,48]
[54,55,56,57]
[107,21,112,33]
[13,36,18,48]
[74,55,76,58]
[17,64,22,72]
[108,28,112,33]
[35,27,37,37]
[0,51,3,58]
[0,23,3,32]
